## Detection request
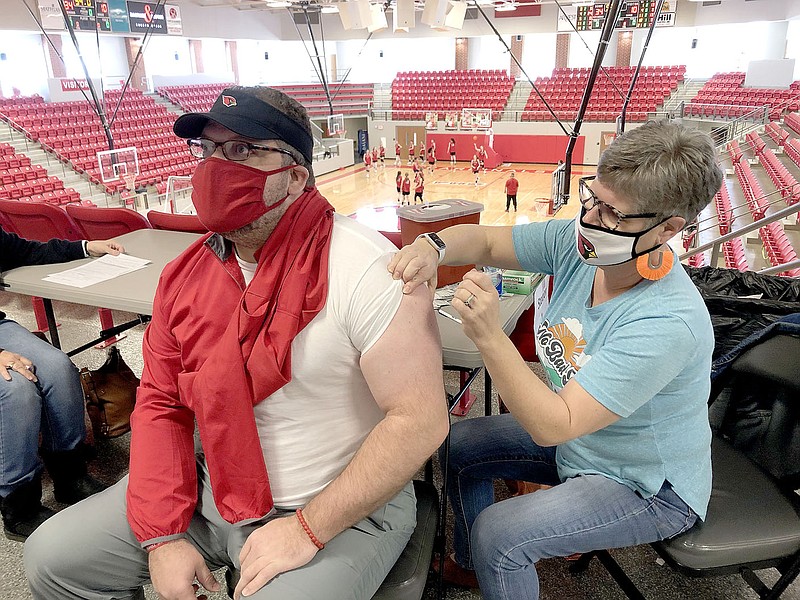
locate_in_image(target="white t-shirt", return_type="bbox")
[242,215,403,508]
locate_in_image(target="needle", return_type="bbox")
[436,307,462,325]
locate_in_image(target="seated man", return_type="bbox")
[0,230,124,541]
[25,86,449,600]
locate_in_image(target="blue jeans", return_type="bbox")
[0,320,85,497]
[444,413,698,600]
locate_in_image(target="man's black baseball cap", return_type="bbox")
[173,87,314,164]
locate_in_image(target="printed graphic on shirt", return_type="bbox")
[536,317,592,390]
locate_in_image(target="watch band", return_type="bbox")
[417,232,446,264]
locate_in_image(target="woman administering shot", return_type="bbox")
[388,120,722,600]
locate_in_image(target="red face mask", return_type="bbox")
[190,157,295,233]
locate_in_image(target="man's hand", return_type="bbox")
[234,514,319,599]
[387,239,438,297]
[0,349,37,383]
[86,239,125,257]
[148,539,220,600]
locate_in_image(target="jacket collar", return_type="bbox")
[205,233,232,261]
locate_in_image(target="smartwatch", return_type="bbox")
[416,232,446,264]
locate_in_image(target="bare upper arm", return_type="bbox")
[360,284,447,423]
[552,377,621,444]
[485,226,524,271]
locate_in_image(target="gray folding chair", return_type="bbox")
[572,328,800,599]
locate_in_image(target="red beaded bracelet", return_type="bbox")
[295,508,324,550]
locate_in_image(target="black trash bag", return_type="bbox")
[684,266,800,360]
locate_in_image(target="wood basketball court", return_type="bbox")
[314,160,596,226]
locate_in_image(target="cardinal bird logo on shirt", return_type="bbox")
[221,95,237,107]
[577,232,597,260]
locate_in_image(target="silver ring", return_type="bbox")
[464,293,475,308]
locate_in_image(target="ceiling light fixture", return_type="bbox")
[266,0,292,7]
[320,4,339,12]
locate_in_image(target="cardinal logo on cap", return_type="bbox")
[221,95,237,107]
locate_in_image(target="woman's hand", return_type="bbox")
[452,270,503,348]
[0,349,37,382]
[387,239,439,296]
[87,240,125,257]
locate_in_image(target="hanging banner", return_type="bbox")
[165,4,182,35]
[38,0,66,30]
[108,0,130,31]
[126,1,167,34]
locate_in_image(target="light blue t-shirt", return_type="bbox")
[512,218,713,520]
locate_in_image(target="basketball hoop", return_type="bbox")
[534,197,552,217]
[123,173,136,192]
[122,173,137,208]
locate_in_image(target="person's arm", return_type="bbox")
[451,271,619,446]
[86,239,125,257]
[234,284,449,598]
[387,224,522,294]
[0,227,83,271]
[127,270,213,599]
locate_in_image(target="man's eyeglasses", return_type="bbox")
[578,176,658,231]
[187,138,296,162]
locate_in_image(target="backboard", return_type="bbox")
[97,146,139,188]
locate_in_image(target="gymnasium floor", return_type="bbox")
[1,159,793,599]
[316,159,586,224]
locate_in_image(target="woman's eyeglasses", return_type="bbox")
[578,176,658,231]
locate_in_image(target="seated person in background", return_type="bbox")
[0,228,124,541]
[26,85,449,600]
[388,120,722,600]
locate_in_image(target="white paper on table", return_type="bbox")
[43,254,151,288]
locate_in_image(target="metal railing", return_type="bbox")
[682,192,800,276]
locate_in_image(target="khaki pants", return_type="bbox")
[25,456,416,600]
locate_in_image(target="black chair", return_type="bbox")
[572,329,800,599]
[225,480,439,600]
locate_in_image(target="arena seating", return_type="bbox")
[785,137,800,170]
[687,73,800,120]
[766,121,790,146]
[521,65,684,122]
[157,83,233,112]
[157,82,373,118]
[726,137,800,276]
[785,112,800,136]
[746,132,800,205]
[391,69,514,121]
[0,90,197,195]
[721,238,748,271]
[0,142,86,206]
[714,184,734,235]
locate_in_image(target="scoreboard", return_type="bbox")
[62,0,112,31]
[575,1,659,31]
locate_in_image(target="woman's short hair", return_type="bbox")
[597,120,723,223]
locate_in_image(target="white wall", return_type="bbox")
[0,32,49,97]
[336,37,454,83]
[200,38,228,77]
[468,35,510,72]
[519,33,557,80]
[237,40,334,85]
[143,36,192,80]
[786,19,800,81]
[568,31,600,70]
[636,21,794,79]
[60,33,129,84]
